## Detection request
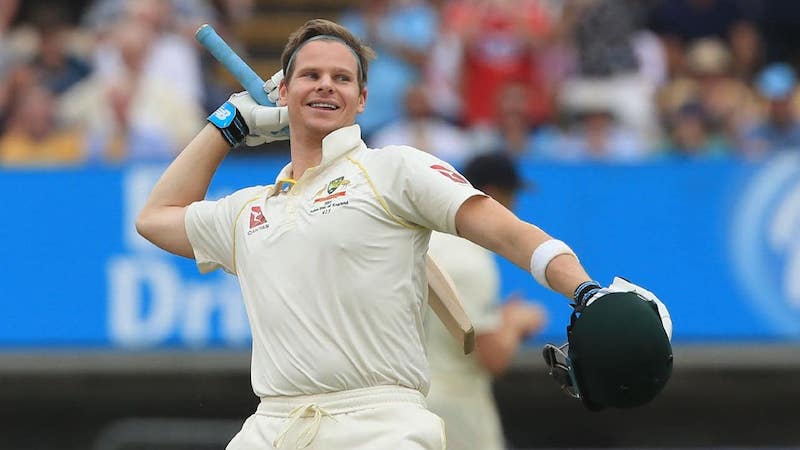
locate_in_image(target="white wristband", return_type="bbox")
[530,239,577,290]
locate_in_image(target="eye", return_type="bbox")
[335,74,352,82]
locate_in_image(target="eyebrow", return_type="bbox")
[295,65,357,76]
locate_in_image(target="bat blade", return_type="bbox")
[426,254,475,355]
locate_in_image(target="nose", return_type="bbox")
[315,74,334,93]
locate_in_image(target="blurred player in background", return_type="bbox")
[136,17,669,450]
[426,152,546,450]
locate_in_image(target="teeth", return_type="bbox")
[309,103,337,109]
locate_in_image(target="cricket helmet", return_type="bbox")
[543,290,673,411]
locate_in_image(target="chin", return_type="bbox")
[307,118,344,135]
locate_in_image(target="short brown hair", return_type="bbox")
[281,19,376,89]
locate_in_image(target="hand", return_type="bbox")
[502,297,547,338]
[226,92,289,145]
[207,91,289,147]
[582,277,672,341]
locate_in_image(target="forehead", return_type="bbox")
[292,40,358,73]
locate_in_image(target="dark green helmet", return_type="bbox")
[544,290,673,411]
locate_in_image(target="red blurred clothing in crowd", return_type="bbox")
[443,0,554,126]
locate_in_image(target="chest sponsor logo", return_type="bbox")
[430,164,467,184]
[248,206,269,235]
[311,176,351,214]
[313,176,351,203]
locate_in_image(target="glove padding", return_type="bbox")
[585,277,672,340]
[263,69,284,104]
[226,91,289,146]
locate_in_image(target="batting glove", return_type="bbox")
[576,277,673,341]
[207,91,289,147]
[263,69,284,104]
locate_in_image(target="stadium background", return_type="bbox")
[2,0,800,449]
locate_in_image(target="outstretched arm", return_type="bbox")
[135,124,230,258]
[454,195,591,299]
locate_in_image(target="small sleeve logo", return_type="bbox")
[430,164,467,184]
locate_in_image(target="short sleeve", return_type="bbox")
[184,186,267,275]
[367,146,486,234]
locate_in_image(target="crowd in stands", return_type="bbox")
[2,0,800,167]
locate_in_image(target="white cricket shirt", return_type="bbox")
[185,124,483,398]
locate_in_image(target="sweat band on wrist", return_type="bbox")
[208,102,250,147]
[573,280,602,311]
[530,239,577,290]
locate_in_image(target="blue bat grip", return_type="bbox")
[195,24,273,106]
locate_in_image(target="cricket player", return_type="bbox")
[426,153,546,450]
[136,18,671,450]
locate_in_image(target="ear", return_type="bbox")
[357,87,367,113]
[278,78,288,106]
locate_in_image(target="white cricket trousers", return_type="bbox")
[226,385,446,450]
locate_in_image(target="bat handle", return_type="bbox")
[195,24,272,106]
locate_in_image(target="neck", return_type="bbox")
[289,128,325,180]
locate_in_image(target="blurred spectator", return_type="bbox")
[658,101,732,159]
[647,0,758,80]
[28,5,92,96]
[657,38,759,147]
[529,1,579,99]
[469,81,552,161]
[728,20,763,82]
[424,4,464,122]
[439,0,554,127]
[0,0,25,131]
[0,82,84,166]
[83,0,241,114]
[739,63,800,158]
[60,15,205,163]
[0,0,21,77]
[559,0,664,149]
[369,85,475,167]
[340,0,438,139]
[84,0,206,108]
[556,106,647,162]
[573,0,643,77]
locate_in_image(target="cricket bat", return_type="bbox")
[426,254,476,354]
[194,23,476,355]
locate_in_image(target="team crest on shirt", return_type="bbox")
[310,176,351,215]
[430,164,467,184]
[313,176,351,203]
[247,206,269,235]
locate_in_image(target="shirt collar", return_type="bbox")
[272,124,364,190]
[320,124,363,166]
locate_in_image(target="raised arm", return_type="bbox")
[135,123,230,258]
[454,195,591,299]
[136,91,289,258]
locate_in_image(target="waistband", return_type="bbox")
[257,385,426,417]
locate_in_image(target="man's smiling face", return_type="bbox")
[279,40,367,139]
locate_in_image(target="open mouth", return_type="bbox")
[307,101,340,111]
